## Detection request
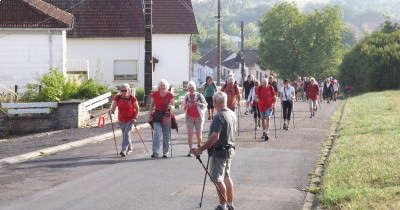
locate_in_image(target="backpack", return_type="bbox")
[185,92,202,104]
[222,83,239,95]
[116,94,136,104]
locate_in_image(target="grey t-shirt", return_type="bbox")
[208,108,236,158]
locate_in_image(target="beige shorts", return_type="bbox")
[210,156,232,182]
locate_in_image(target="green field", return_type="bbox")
[320,90,400,209]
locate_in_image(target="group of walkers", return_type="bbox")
[106,74,340,210]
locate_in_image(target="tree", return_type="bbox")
[259,3,345,79]
[339,23,400,93]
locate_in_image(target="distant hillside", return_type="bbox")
[192,0,400,54]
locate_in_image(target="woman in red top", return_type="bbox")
[181,81,207,156]
[307,77,320,118]
[148,79,174,158]
[256,78,276,141]
[109,84,140,157]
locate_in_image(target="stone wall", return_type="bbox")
[0,100,91,135]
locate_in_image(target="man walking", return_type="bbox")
[256,78,276,141]
[192,92,236,210]
[221,77,241,112]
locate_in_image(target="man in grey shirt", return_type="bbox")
[192,92,236,210]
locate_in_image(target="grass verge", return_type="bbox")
[320,90,400,209]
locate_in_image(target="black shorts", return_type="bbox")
[205,97,214,109]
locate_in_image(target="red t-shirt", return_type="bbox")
[186,94,200,118]
[151,91,174,111]
[221,84,240,109]
[113,95,138,122]
[307,84,319,100]
[257,85,275,112]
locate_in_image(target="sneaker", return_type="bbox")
[261,132,266,139]
[244,110,249,115]
[264,133,269,141]
[120,151,126,157]
[187,151,193,157]
[151,153,159,158]
[126,147,133,155]
[227,204,235,210]
[283,123,287,130]
[215,205,227,210]
[162,154,168,158]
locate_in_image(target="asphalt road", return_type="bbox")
[0,100,339,210]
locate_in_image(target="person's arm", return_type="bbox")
[132,100,140,124]
[192,132,219,156]
[109,96,117,114]
[197,93,208,110]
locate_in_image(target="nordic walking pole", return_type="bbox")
[193,153,233,210]
[254,105,257,140]
[199,155,210,207]
[133,124,149,153]
[292,103,296,129]
[280,102,283,129]
[273,108,277,138]
[108,113,119,156]
[237,106,240,136]
[169,111,173,158]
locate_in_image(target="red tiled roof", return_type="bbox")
[153,0,198,34]
[43,0,198,38]
[0,0,73,28]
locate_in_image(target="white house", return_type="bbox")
[47,0,198,89]
[0,0,73,91]
[0,0,198,91]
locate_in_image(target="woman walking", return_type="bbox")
[247,79,261,129]
[181,81,207,156]
[279,79,295,130]
[200,76,218,120]
[109,84,140,157]
[148,79,174,158]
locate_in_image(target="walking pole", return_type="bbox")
[292,103,296,129]
[133,124,149,153]
[273,108,277,138]
[108,113,119,156]
[237,106,240,136]
[199,155,210,207]
[169,111,173,158]
[193,154,233,210]
[280,102,283,129]
[254,105,257,140]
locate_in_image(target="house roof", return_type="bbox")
[223,50,261,69]
[43,0,198,38]
[0,0,73,28]
[197,47,233,69]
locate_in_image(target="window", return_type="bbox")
[114,60,137,80]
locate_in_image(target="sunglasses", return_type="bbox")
[120,89,127,92]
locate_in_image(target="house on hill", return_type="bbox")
[0,0,198,91]
[193,47,268,86]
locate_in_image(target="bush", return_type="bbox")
[135,87,145,102]
[20,68,110,102]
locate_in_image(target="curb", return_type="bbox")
[0,113,186,169]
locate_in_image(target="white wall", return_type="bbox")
[66,38,144,89]
[153,34,191,87]
[0,30,66,90]
[67,34,192,89]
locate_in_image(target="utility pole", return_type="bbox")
[240,21,245,86]
[216,0,221,85]
[144,0,153,107]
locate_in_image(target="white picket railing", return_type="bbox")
[1,102,58,115]
[82,92,112,111]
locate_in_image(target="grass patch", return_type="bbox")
[320,90,400,210]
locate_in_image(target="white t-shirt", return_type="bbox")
[280,85,295,101]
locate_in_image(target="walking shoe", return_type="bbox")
[261,132,266,139]
[227,204,235,210]
[126,147,133,155]
[151,153,159,158]
[264,133,269,141]
[214,205,227,210]
[162,154,168,158]
[283,123,287,130]
[120,151,126,157]
[208,116,211,120]
[187,151,193,157]
[244,110,249,115]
